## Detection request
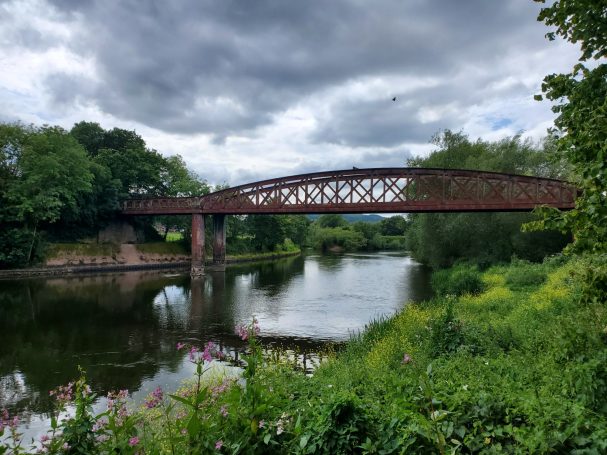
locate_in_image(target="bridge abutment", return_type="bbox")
[191,213,205,277]
[212,214,226,271]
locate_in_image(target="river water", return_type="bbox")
[0,251,431,437]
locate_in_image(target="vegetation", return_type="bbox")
[528,0,607,254]
[405,132,570,269]
[307,214,409,252]
[0,122,208,269]
[3,258,607,453]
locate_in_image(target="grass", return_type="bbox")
[165,231,184,242]
[135,242,188,255]
[46,242,120,258]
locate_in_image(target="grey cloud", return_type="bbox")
[13,0,549,145]
[212,147,413,186]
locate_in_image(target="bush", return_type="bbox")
[505,260,547,289]
[431,266,485,296]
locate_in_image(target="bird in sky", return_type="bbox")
[392,97,396,101]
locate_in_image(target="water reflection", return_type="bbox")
[0,252,431,426]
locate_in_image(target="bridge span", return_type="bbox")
[120,168,577,275]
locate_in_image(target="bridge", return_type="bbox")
[121,168,577,275]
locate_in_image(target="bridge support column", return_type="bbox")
[212,214,226,271]
[191,213,205,277]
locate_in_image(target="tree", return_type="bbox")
[316,214,348,228]
[248,215,288,251]
[530,0,607,252]
[406,131,570,268]
[379,216,408,236]
[0,124,94,265]
[70,121,105,157]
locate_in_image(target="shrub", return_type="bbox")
[505,261,547,289]
[432,266,485,297]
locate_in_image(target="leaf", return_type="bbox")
[263,433,271,444]
[187,414,201,437]
[168,394,194,409]
[300,434,310,449]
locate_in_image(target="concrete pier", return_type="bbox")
[212,214,226,271]
[191,213,205,277]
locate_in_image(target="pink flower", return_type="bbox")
[402,353,412,364]
[189,346,199,361]
[220,405,228,417]
[129,436,140,446]
[144,386,164,408]
[215,440,223,450]
[176,342,185,351]
[202,342,216,362]
[235,324,249,341]
[258,420,265,429]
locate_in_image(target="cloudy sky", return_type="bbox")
[0,0,577,186]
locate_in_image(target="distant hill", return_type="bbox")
[307,214,384,223]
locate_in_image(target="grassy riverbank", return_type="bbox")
[3,258,606,453]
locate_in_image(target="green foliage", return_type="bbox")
[308,225,367,252]
[406,132,570,268]
[428,299,467,357]
[0,121,209,268]
[529,0,607,253]
[316,214,348,228]
[505,259,547,289]
[431,266,485,297]
[3,260,607,453]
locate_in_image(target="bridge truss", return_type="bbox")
[121,168,577,215]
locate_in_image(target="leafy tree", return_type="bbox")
[248,215,288,251]
[529,0,607,253]
[70,121,105,157]
[379,215,408,236]
[95,146,166,196]
[316,214,348,228]
[406,131,570,268]
[0,124,94,265]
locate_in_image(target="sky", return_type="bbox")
[0,0,578,186]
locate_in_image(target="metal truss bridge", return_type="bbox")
[121,168,577,216]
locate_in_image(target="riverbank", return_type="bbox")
[0,244,301,278]
[3,257,606,453]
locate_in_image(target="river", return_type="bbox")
[0,251,431,438]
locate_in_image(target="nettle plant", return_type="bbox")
[0,318,290,454]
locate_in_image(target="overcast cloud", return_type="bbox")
[0,0,578,185]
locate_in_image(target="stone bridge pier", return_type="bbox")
[190,213,227,277]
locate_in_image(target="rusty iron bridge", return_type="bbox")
[121,168,577,275]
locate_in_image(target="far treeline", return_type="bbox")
[0,120,571,270]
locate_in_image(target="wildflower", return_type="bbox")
[215,440,223,450]
[176,342,186,350]
[202,342,216,362]
[62,443,70,450]
[96,434,110,443]
[145,386,164,409]
[235,324,249,341]
[189,346,199,361]
[40,435,50,443]
[258,420,265,429]
[129,436,140,446]
[402,353,412,364]
[220,405,228,417]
